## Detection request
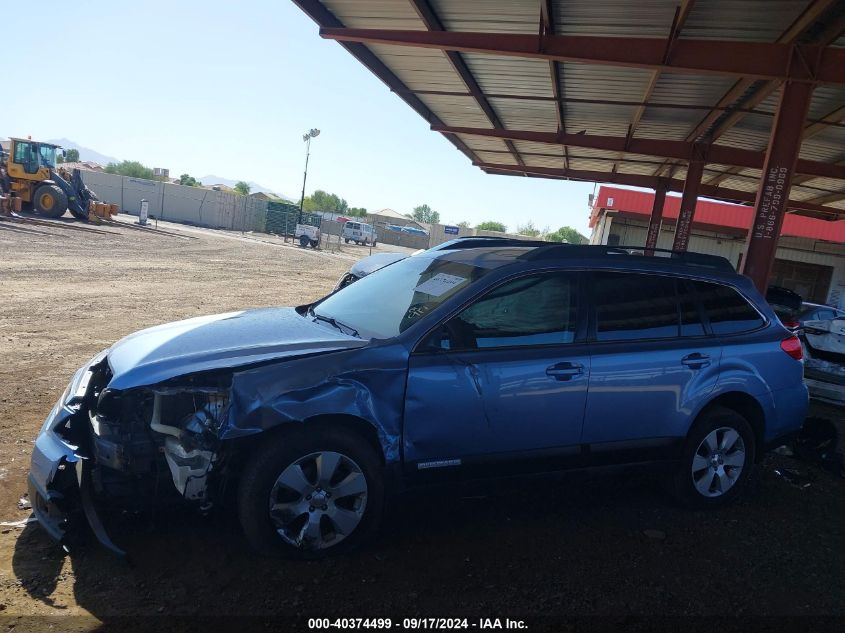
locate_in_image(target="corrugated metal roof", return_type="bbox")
[305,0,845,219]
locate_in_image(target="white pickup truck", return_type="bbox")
[295,223,321,249]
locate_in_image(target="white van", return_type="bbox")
[342,221,378,246]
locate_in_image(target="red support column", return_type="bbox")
[671,159,704,252]
[741,81,814,292]
[644,185,667,255]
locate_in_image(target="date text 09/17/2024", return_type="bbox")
[307,618,528,630]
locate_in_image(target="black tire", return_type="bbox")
[372,241,377,247]
[238,425,384,558]
[299,234,310,248]
[669,406,756,508]
[344,238,350,244]
[33,184,68,218]
[310,239,318,248]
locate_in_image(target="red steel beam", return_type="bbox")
[672,159,705,252]
[393,88,845,128]
[320,28,845,85]
[436,124,845,180]
[476,162,845,218]
[645,185,668,254]
[742,81,816,291]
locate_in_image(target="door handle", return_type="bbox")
[681,353,711,369]
[546,362,583,381]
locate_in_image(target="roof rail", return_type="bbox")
[430,238,734,272]
[521,244,735,271]
[431,236,547,250]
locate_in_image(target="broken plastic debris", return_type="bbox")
[17,495,31,511]
[1,517,37,529]
[773,467,812,489]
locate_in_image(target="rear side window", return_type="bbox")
[593,273,679,341]
[694,281,765,335]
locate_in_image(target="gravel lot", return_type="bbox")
[1,217,843,631]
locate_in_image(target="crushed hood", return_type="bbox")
[106,307,367,389]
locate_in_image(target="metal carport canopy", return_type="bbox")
[293,0,845,287]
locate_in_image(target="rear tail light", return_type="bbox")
[782,319,800,330]
[780,335,803,361]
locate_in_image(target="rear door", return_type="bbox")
[581,272,722,457]
[404,271,589,470]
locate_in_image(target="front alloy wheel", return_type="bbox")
[269,451,368,550]
[238,426,384,557]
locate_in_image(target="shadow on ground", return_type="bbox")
[10,406,845,631]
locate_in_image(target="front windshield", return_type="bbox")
[314,255,491,339]
[38,145,57,168]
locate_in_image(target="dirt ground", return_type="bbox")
[1,216,844,631]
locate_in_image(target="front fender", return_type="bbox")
[223,345,409,463]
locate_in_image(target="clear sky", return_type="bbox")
[3,0,596,234]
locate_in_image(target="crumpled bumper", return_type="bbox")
[28,404,79,542]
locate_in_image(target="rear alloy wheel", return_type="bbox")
[33,184,68,219]
[691,427,746,497]
[670,407,755,507]
[238,427,383,558]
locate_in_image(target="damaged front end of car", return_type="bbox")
[28,352,233,558]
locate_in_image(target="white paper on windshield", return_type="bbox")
[414,273,467,297]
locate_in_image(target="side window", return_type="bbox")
[694,281,765,335]
[431,273,578,350]
[816,309,835,321]
[593,273,679,341]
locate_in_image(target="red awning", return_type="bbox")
[591,186,845,244]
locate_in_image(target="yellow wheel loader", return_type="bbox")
[0,138,114,220]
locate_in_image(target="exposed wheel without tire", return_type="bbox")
[33,184,68,218]
[238,426,384,558]
[670,406,755,508]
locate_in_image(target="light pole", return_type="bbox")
[298,128,320,226]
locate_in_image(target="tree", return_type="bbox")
[178,174,201,187]
[105,160,155,179]
[456,221,470,228]
[546,226,583,244]
[303,190,349,214]
[412,203,440,224]
[56,154,64,164]
[234,181,251,196]
[347,207,367,218]
[476,220,507,232]
[516,220,541,238]
[65,148,80,163]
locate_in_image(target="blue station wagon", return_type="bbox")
[29,241,808,557]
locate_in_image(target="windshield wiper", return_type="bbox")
[309,307,360,338]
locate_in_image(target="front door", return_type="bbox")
[404,271,589,471]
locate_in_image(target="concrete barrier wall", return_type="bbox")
[79,170,266,232]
